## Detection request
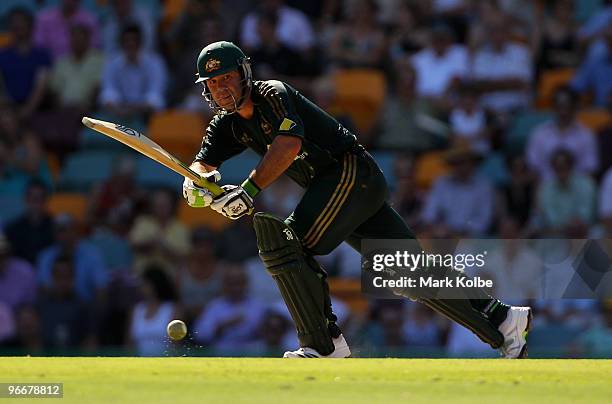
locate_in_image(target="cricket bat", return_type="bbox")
[81,116,223,196]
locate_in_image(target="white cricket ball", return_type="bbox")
[167,319,188,341]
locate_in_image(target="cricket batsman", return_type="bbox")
[182,41,532,358]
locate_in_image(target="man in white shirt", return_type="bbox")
[411,23,468,102]
[470,14,532,113]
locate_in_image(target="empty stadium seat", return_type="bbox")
[177,203,231,232]
[414,151,449,190]
[48,193,88,222]
[536,68,575,109]
[217,150,260,184]
[331,69,386,136]
[148,110,206,162]
[577,108,611,132]
[505,110,554,154]
[135,155,183,191]
[58,151,119,191]
[0,195,24,227]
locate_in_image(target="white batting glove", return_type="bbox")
[182,170,221,208]
[210,185,254,220]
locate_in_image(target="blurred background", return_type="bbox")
[0,0,611,358]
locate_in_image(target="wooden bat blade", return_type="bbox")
[81,116,223,196]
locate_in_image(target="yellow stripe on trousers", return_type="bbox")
[302,154,351,246]
[304,154,357,249]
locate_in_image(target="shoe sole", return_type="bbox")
[517,308,533,359]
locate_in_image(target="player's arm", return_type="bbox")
[247,135,302,189]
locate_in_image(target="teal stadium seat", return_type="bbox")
[58,151,119,191]
[0,195,24,227]
[217,150,260,184]
[135,155,183,191]
[370,151,396,190]
[505,111,553,155]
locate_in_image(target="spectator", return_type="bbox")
[0,8,51,121]
[49,23,103,111]
[240,0,315,53]
[388,1,428,61]
[249,310,292,356]
[249,12,308,81]
[0,303,16,345]
[499,155,536,227]
[421,142,494,237]
[128,265,180,356]
[102,0,157,54]
[526,86,598,179]
[361,302,407,349]
[599,167,612,236]
[192,264,265,352]
[328,0,386,69]
[532,0,581,73]
[38,254,97,352]
[8,130,53,189]
[33,0,99,60]
[470,12,533,114]
[99,24,167,119]
[376,61,447,151]
[571,23,612,107]
[532,149,597,237]
[4,179,54,264]
[177,228,222,323]
[403,303,443,348]
[410,22,468,108]
[577,301,612,357]
[0,134,46,197]
[87,208,134,273]
[390,155,423,229]
[449,86,490,152]
[0,232,37,312]
[478,217,542,300]
[596,91,612,176]
[1,305,42,354]
[129,188,190,275]
[90,155,139,223]
[37,213,108,302]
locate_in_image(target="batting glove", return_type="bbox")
[210,185,254,220]
[182,170,221,208]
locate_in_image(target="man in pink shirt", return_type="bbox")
[34,0,99,60]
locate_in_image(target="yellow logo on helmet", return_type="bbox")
[205,58,221,72]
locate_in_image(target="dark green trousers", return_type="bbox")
[286,148,415,257]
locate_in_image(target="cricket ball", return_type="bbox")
[167,319,188,341]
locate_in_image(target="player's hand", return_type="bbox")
[182,170,221,208]
[210,185,254,220]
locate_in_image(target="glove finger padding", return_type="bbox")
[182,177,214,208]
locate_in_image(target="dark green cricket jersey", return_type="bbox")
[194,80,358,188]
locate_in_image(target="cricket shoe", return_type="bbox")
[283,334,351,358]
[498,306,532,359]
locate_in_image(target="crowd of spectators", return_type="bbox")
[0,0,611,358]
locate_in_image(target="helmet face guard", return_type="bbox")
[199,57,253,115]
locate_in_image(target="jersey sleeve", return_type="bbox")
[260,81,306,140]
[194,115,247,168]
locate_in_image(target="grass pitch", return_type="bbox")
[0,358,610,403]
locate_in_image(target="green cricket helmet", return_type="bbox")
[195,41,253,114]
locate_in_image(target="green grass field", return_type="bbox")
[0,358,610,403]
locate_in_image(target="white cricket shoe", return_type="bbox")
[283,334,351,358]
[498,306,532,359]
